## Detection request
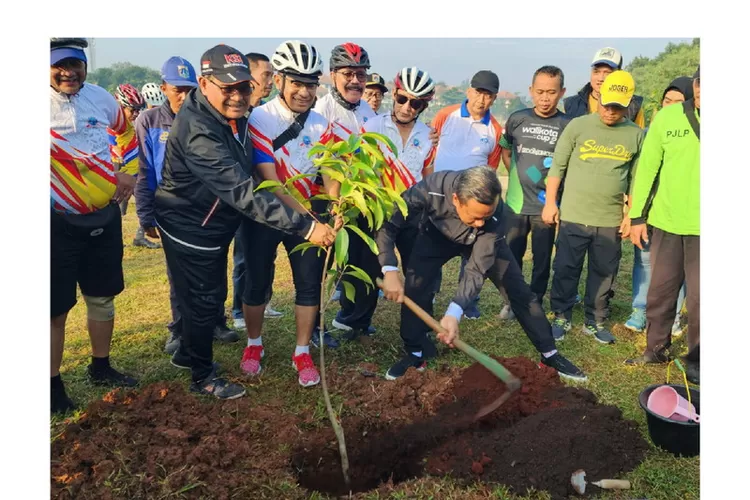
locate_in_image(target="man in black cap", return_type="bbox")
[155,44,336,400]
[430,70,504,319]
[364,73,388,114]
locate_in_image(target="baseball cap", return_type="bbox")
[591,47,623,69]
[600,71,636,108]
[200,45,253,84]
[51,38,88,65]
[366,73,388,93]
[470,70,500,94]
[161,56,198,87]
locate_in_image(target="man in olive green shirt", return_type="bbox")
[542,70,644,344]
[625,67,700,385]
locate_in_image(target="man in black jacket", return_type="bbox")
[563,47,646,128]
[155,45,335,400]
[378,167,586,382]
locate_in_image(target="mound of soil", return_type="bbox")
[52,357,648,500]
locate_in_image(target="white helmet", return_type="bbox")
[271,40,323,79]
[394,67,435,100]
[141,82,166,107]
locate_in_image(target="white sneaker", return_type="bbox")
[264,305,283,319]
[233,317,246,330]
[499,304,516,320]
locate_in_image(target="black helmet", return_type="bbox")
[329,43,370,71]
[51,38,88,49]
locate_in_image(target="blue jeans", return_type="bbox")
[231,228,245,319]
[632,243,686,317]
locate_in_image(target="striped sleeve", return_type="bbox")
[249,113,275,165]
[487,116,504,169]
[108,106,139,176]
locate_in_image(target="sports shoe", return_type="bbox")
[51,382,77,415]
[540,353,587,382]
[582,322,616,344]
[292,353,321,387]
[87,364,138,387]
[133,236,161,249]
[366,325,377,335]
[624,349,670,366]
[499,304,516,320]
[551,316,571,341]
[164,332,180,355]
[239,345,264,376]
[310,327,340,349]
[683,359,699,385]
[385,353,427,381]
[264,304,283,319]
[190,372,246,400]
[463,303,481,320]
[213,323,240,343]
[233,317,246,330]
[624,308,646,332]
[170,350,222,372]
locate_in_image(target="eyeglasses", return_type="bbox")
[394,93,427,111]
[337,70,367,82]
[206,77,254,96]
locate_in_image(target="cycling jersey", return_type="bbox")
[362,113,436,192]
[50,84,139,215]
[250,97,334,200]
[313,93,375,142]
[431,101,503,172]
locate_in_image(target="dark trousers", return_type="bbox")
[401,223,556,355]
[550,221,622,323]
[646,228,700,360]
[338,217,381,330]
[231,226,245,319]
[165,252,229,336]
[159,230,228,383]
[505,211,556,303]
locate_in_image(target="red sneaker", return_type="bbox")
[240,345,264,376]
[292,353,320,387]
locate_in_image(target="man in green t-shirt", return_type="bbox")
[542,70,644,345]
[625,67,700,385]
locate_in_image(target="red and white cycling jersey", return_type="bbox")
[313,92,375,142]
[250,97,333,200]
[362,113,436,193]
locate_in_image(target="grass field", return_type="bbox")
[51,197,700,499]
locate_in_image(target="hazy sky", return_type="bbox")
[90,38,692,94]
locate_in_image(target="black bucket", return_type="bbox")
[638,383,700,457]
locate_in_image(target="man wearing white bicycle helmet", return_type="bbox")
[241,40,339,387]
[141,82,166,109]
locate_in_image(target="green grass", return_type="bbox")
[52,200,699,499]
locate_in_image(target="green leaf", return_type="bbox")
[352,161,376,179]
[371,197,384,229]
[345,224,379,255]
[334,227,349,268]
[319,167,345,183]
[308,144,327,156]
[340,179,354,198]
[360,142,386,164]
[362,131,399,159]
[287,186,312,210]
[347,132,361,153]
[344,264,374,287]
[291,242,318,256]
[342,281,356,303]
[310,193,337,202]
[254,179,283,192]
[385,188,409,218]
[354,181,379,197]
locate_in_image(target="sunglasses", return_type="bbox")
[337,70,367,82]
[394,93,427,111]
[207,77,254,96]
